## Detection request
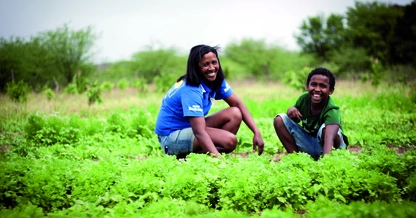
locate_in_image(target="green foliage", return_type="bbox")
[131,45,185,83]
[0,23,98,93]
[295,13,346,62]
[39,23,98,84]
[131,77,149,93]
[130,110,154,138]
[153,71,178,93]
[306,196,416,218]
[410,83,416,104]
[296,1,416,81]
[328,46,372,76]
[86,82,102,106]
[91,60,137,83]
[282,67,312,91]
[24,113,81,147]
[224,38,282,80]
[5,80,30,102]
[73,72,89,93]
[347,1,403,65]
[63,83,78,95]
[43,88,55,100]
[116,78,129,90]
[0,36,56,92]
[100,81,115,92]
[370,59,384,87]
[1,79,416,216]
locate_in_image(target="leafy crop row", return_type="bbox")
[1,148,415,216]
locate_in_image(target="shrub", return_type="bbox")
[6,80,31,102]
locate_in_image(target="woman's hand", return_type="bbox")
[253,132,265,155]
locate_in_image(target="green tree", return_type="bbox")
[346,1,403,65]
[224,38,280,80]
[295,13,346,62]
[38,23,98,85]
[0,36,57,92]
[0,24,98,92]
[390,1,416,66]
[131,45,184,83]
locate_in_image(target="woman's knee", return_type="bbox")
[228,106,242,121]
[223,134,238,152]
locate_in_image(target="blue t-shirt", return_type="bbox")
[155,79,233,136]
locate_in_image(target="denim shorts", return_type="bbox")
[277,113,347,159]
[157,128,195,155]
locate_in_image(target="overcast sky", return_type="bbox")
[0,0,413,63]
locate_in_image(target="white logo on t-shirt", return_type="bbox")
[188,105,202,112]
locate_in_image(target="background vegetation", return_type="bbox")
[1,1,415,94]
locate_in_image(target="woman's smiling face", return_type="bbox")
[199,52,219,82]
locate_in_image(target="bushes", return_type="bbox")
[5,80,31,102]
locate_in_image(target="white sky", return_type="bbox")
[0,0,413,63]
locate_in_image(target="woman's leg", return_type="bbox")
[205,106,242,134]
[193,107,242,154]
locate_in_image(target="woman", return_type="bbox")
[155,44,264,158]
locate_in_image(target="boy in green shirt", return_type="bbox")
[273,67,348,160]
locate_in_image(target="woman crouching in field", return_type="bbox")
[155,44,264,158]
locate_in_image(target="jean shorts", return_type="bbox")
[157,128,195,155]
[277,113,347,159]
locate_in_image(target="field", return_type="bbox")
[1,80,416,217]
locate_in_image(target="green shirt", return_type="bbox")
[294,92,343,136]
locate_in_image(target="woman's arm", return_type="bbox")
[224,93,265,155]
[189,116,220,157]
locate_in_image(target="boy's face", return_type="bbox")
[306,74,334,105]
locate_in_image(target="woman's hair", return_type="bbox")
[177,44,225,90]
[306,67,336,91]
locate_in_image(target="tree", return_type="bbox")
[0,24,98,92]
[224,38,280,80]
[131,45,184,82]
[38,23,98,85]
[390,1,416,66]
[295,13,346,62]
[0,36,54,92]
[346,1,403,65]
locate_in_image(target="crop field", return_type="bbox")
[1,80,416,217]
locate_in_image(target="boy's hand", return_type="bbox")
[287,107,302,122]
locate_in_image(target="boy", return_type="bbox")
[273,67,348,160]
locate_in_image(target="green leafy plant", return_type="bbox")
[371,58,384,88]
[131,78,149,94]
[6,80,31,102]
[100,81,115,92]
[153,71,177,93]
[117,78,129,90]
[282,67,312,91]
[43,88,55,100]
[87,81,102,105]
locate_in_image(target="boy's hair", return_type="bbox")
[306,67,336,91]
[177,44,225,89]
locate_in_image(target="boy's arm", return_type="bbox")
[287,106,302,123]
[322,124,340,156]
